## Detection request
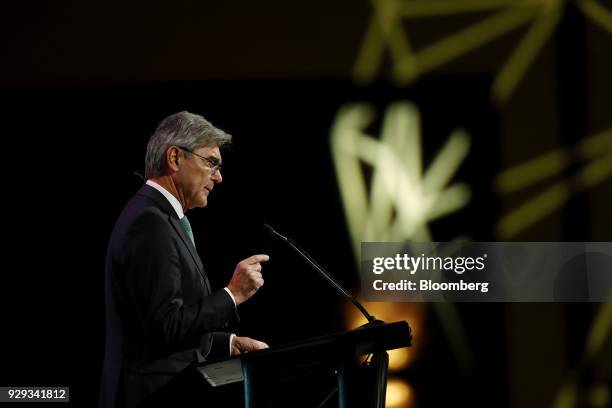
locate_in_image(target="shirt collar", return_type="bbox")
[146,180,185,219]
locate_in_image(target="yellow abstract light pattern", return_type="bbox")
[553,303,612,408]
[355,0,612,103]
[584,303,612,362]
[495,128,612,238]
[332,103,476,376]
[330,102,471,257]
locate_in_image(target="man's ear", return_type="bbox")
[166,146,181,172]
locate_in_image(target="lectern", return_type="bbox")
[197,320,411,407]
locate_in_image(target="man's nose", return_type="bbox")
[212,169,222,183]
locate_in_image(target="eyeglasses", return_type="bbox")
[175,146,222,174]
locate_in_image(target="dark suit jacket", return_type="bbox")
[100,184,239,408]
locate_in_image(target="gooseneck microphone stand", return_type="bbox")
[263,223,404,408]
[263,223,382,326]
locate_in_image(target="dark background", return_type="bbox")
[1,1,611,407]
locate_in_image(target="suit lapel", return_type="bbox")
[137,184,212,293]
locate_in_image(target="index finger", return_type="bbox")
[245,254,270,264]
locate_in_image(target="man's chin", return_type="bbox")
[198,192,209,208]
[188,196,208,209]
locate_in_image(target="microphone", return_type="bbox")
[263,223,381,325]
[263,223,291,243]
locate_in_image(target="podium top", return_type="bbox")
[197,320,411,384]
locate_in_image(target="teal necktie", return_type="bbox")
[179,216,195,246]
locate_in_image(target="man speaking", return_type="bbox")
[100,111,269,408]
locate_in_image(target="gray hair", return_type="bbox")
[145,111,232,179]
